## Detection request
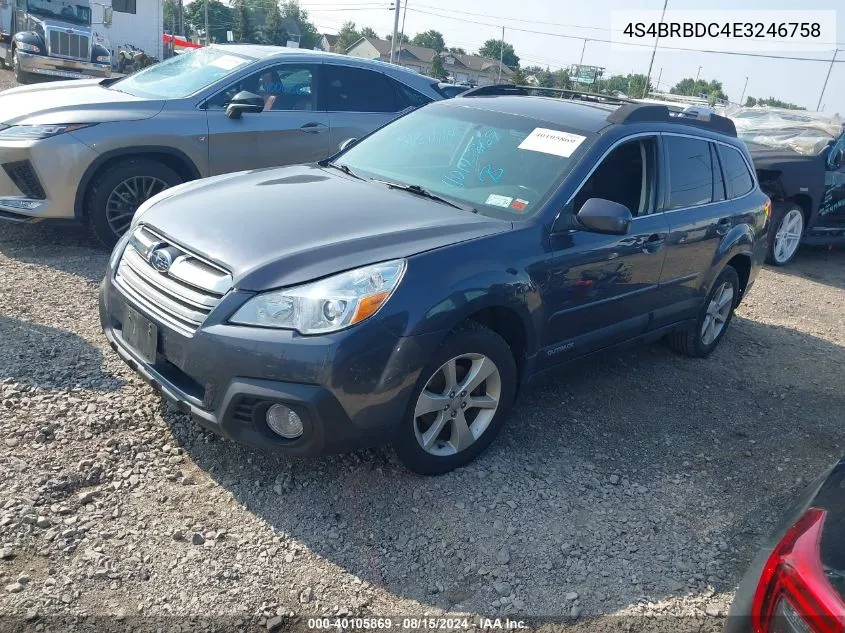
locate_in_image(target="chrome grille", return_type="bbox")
[47,29,90,61]
[114,226,232,336]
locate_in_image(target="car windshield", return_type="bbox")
[27,0,91,25]
[336,104,592,219]
[110,48,253,100]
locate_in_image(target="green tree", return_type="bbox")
[263,1,284,45]
[551,68,569,89]
[360,26,378,39]
[412,29,445,53]
[447,46,466,55]
[478,39,519,69]
[386,33,410,44]
[278,1,320,49]
[746,96,805,110]
[232,0,257,43]
[336,21,361,53]
[510,67,527,86]
[535,66,554,88]
[429,54,448,80]
[185,0,232,43]
[670,78,728,102]
[597,73,651,96]
[745,96,757,107]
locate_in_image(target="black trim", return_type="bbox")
[608,103,737,137]
[3,160,46,199]
[73,147,202,220]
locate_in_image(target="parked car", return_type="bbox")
[729,107,845,265]
[99,92,769,475]
[725,457,845,633]
[0,44,443,246]
[437,82,470,98]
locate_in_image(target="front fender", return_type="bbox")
[13,32,45,54]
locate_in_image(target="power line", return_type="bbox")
[405,6,845,63]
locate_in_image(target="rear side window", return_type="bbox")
[392,80,432,109]
[664,136,714,210]
[718,145,755,198]
[323,65,397,113]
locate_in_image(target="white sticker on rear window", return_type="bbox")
[209,55,247,71]
[518,128,586,157]
[485,194,513,208]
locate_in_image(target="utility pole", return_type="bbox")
[178,0,183,36]
[578,39,587,68]
[397,0,408,62]
[497,26,504,82]
[655,67,662,93]
[204,0,209,45]
[389,0,401,64]
[643,0,668,98]
[739,76,748,106]
[817,48,838,112]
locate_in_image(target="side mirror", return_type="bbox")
[576,198,632,235]
[103,6,113,25]
[225,91,265,119]
[339,137,358,152]
[832,148,844,170]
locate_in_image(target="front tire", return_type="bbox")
[767,203,804,266]
[12,50,34,84]
[392,322,517,476]
[668,265,740,358]
[85,159,182,248]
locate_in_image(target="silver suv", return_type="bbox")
[0,45,443,245]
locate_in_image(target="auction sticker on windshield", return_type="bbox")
[209,55,247,71]
[485,194,513,208]
[518,128,586,157]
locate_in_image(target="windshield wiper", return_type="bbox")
[371,179,475,212]
[321,161,364,181]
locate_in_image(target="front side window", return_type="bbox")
[392,79,432,109]
[572,138,657,217]
[336,104,592,219]
[206,64,316,111]
[665,136,714,210]
[323,65,397,113]
[717,144,754,199]
[110,47,252,100]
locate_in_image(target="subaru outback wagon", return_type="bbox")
[100,88,770,475]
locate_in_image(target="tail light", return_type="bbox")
[752,508,845,633]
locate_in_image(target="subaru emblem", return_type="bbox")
[149,248,173,272]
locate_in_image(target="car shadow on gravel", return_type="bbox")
[0,316,124,393]
[777,246,845,291]
[155,314,844,619]
[0,222,109,283]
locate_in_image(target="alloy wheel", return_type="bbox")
[773,209,803,264]
[413,353,501,457]
[701,281,734,346]
[105,176,168,238]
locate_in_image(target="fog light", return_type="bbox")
[265,404,303,439]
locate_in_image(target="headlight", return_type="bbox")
[15,42,40,53]
[0,123,96,140]
[96,55,110,63]
[230,260,406,334]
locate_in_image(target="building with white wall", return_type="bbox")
[90,0,164,62]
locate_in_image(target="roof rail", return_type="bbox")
[607,103,737,137]
[458,84,634,106]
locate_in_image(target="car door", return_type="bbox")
[654,135,746,327]
[321,63,413,151]
[204,62,331,175]
[818,133,845,226]
[540,136,669,366]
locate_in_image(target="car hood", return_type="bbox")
[137,165,512,291]
[0,80,164,126]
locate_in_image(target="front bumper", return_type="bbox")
[0,134,98,221]
[16,50,110,79]
[99,269,441,456]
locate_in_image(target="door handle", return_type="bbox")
[300,122,327,134]
[715,218,732,236]
[642,234,665,254]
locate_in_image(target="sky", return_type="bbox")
[293,0,844,114]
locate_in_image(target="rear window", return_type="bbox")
[664,136,714,210]
[717,145,755,198]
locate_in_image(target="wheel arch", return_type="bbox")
[74,147,202,220]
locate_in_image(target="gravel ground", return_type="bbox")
[0,69,18,92]
[0,76,843,629]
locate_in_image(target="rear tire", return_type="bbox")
[668,265,740,358]
[766,203,804,266]
[392,322,517,476]
[85,159,182,248]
